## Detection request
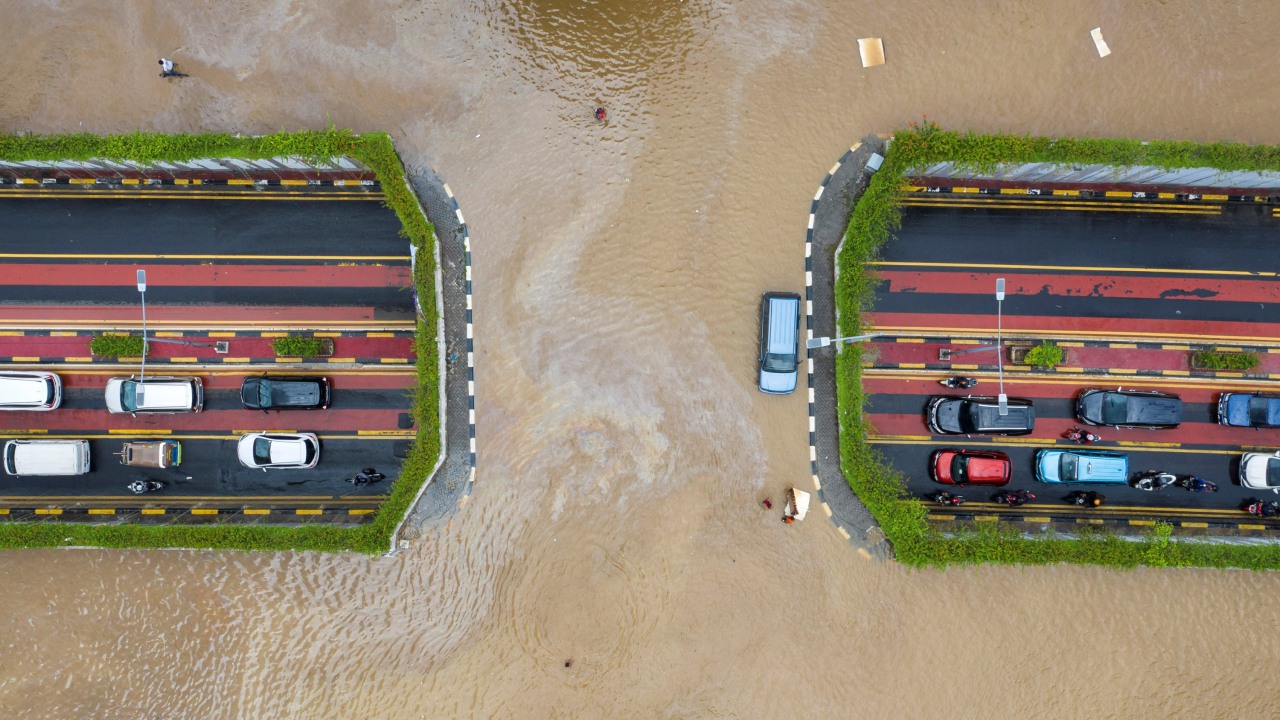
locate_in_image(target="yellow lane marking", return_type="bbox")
[366,332,396,338]
[0,368,413,377]
[868,435,1245,457]
[0,253,405,261]
[871,260,1276,278]
[11,356,40,362]
[1240,524,1267,530]
[863,368,1278,391]
[1181,521,1209,528]
[141,508,165,515]
[88,508,114,515]
[1077,518,1105,524]
[871,324,1280,345]
[191,508,219,515]
[35,508,62,515]
[1129,519,1155,526]
[349,508,375,515]
[899,201,1219,215]
[296,509,322,515]
[1022,516,1052,523]
[0,191,385,202]
[0,495,388,502]
[243,508,271,515]
[108,429,172,435]
[928,515,955,521]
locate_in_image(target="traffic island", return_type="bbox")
[820,123,1280,570]
[0,129,445,553]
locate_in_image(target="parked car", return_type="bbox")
[240,374,331,412]
[104,376,203,415]
[926,396,1035,436]
[1240,451,1280,492]
[0,370,61,411]
[237,432,320,470]
[1075,388,1182,429]
[758,291,801,395]
[1218,393,1280,429]
[929,449,1012,486]
[1034,448,1129,484]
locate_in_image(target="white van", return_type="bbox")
[4,439,91,476]
[104,376,203,414]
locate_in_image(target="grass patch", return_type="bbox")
[835,122,1280,569]
[1021,341,1064,368]
[1191,348,1259,371]
[271,336,329,357]
[90,334,145,358]
[0,129,441,554]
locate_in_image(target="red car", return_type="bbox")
[930,449,1012,486]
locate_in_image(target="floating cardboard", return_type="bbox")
[858,38,885,68]
[1091,27,1111,58]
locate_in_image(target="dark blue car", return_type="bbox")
[1218,393,1280,428]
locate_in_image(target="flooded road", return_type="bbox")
[2,1,1280,717]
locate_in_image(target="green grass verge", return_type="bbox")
[836,122,1280,569]
[1192,349,1259,371]
[0,129,441,553]
[90,334,146,358]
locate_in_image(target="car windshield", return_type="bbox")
[119,380,138,412]
[304,440,317,465]
[1060,453,1079,482]
[951,455,969,482]
[252,437,272,464]
[1268,459,1280,486]
[1249,397,1275,426]
[763,352,796,373]
[1102,394,1128,424]
[256,381,272,408]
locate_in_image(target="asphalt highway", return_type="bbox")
[0,192,417,513]
[864,195,1280,523]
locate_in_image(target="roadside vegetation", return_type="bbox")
[836,122,1280,570]
[89,333,146,358]
[0,129,441,554]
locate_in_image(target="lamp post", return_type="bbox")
[806,333,880,350]
[132,269,229,371]
[996,278,1007,415]
[136,270,148,381]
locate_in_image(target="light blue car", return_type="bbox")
[1034,448,1129,484]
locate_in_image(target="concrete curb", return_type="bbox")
[806,138,891,559]
[401,166,478,533]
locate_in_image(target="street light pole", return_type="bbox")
[996,278,1007,415]
[806,333,880,350]
[136,269,148,382]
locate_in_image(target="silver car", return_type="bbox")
[0,371,61,411]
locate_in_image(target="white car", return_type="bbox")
[1239,451,1280,493]
[0,371,62,411]
[237,432,320,471]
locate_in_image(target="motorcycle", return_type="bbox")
[346,468,387,487]
[939,376,978,389]
[992,490,1035,507]
[1174,476,1217,493]
[927,490,965,506]
[1132,471,1176,491]
[127,480,165,494]
[1245,499,1280,518]
[1063,427,1102,444]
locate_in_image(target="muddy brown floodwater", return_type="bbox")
[2,1,1280,717]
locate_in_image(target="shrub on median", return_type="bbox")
[1192,348,1259,371]
[90,334,145,358]
[834,122,1280,570]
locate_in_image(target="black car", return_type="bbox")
[1075,388,1181,429]
[926,396,1035,436]
[240,374,331,412]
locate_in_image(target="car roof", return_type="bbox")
[764,295,799,356]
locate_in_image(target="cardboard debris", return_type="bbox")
[858,38,885,68]
[1090,27,1110,58]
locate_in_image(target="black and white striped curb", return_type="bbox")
[442,182,478,497]
[805,143,861,540]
